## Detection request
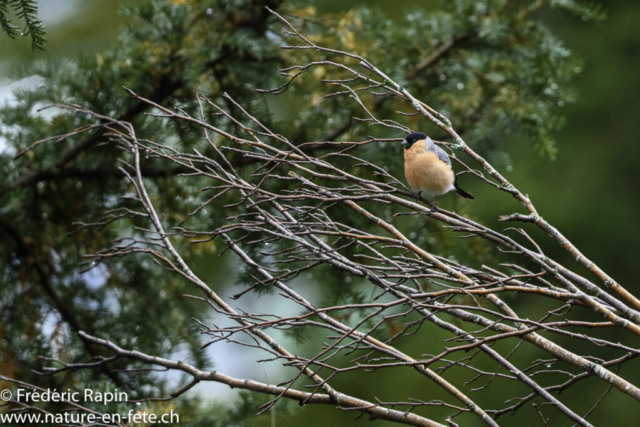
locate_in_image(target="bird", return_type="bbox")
[402,132,473,206]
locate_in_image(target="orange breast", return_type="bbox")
[404,150,455,196]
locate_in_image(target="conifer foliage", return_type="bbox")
[0,0,46,50]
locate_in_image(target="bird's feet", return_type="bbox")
[413,192,437,210]
[428,196,438,210]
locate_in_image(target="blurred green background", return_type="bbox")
[2,0,640,426]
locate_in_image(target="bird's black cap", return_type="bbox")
[403,132,427,149]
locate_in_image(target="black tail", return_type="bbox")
[454,183,474,199]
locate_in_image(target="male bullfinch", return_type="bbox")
[403,132,473,205]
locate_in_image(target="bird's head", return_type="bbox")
[402,132,428,150]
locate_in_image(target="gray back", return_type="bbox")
[425,137,452,168]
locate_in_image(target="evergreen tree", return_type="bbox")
[0,0,46,50]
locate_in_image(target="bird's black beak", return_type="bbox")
[402,140,407,146]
